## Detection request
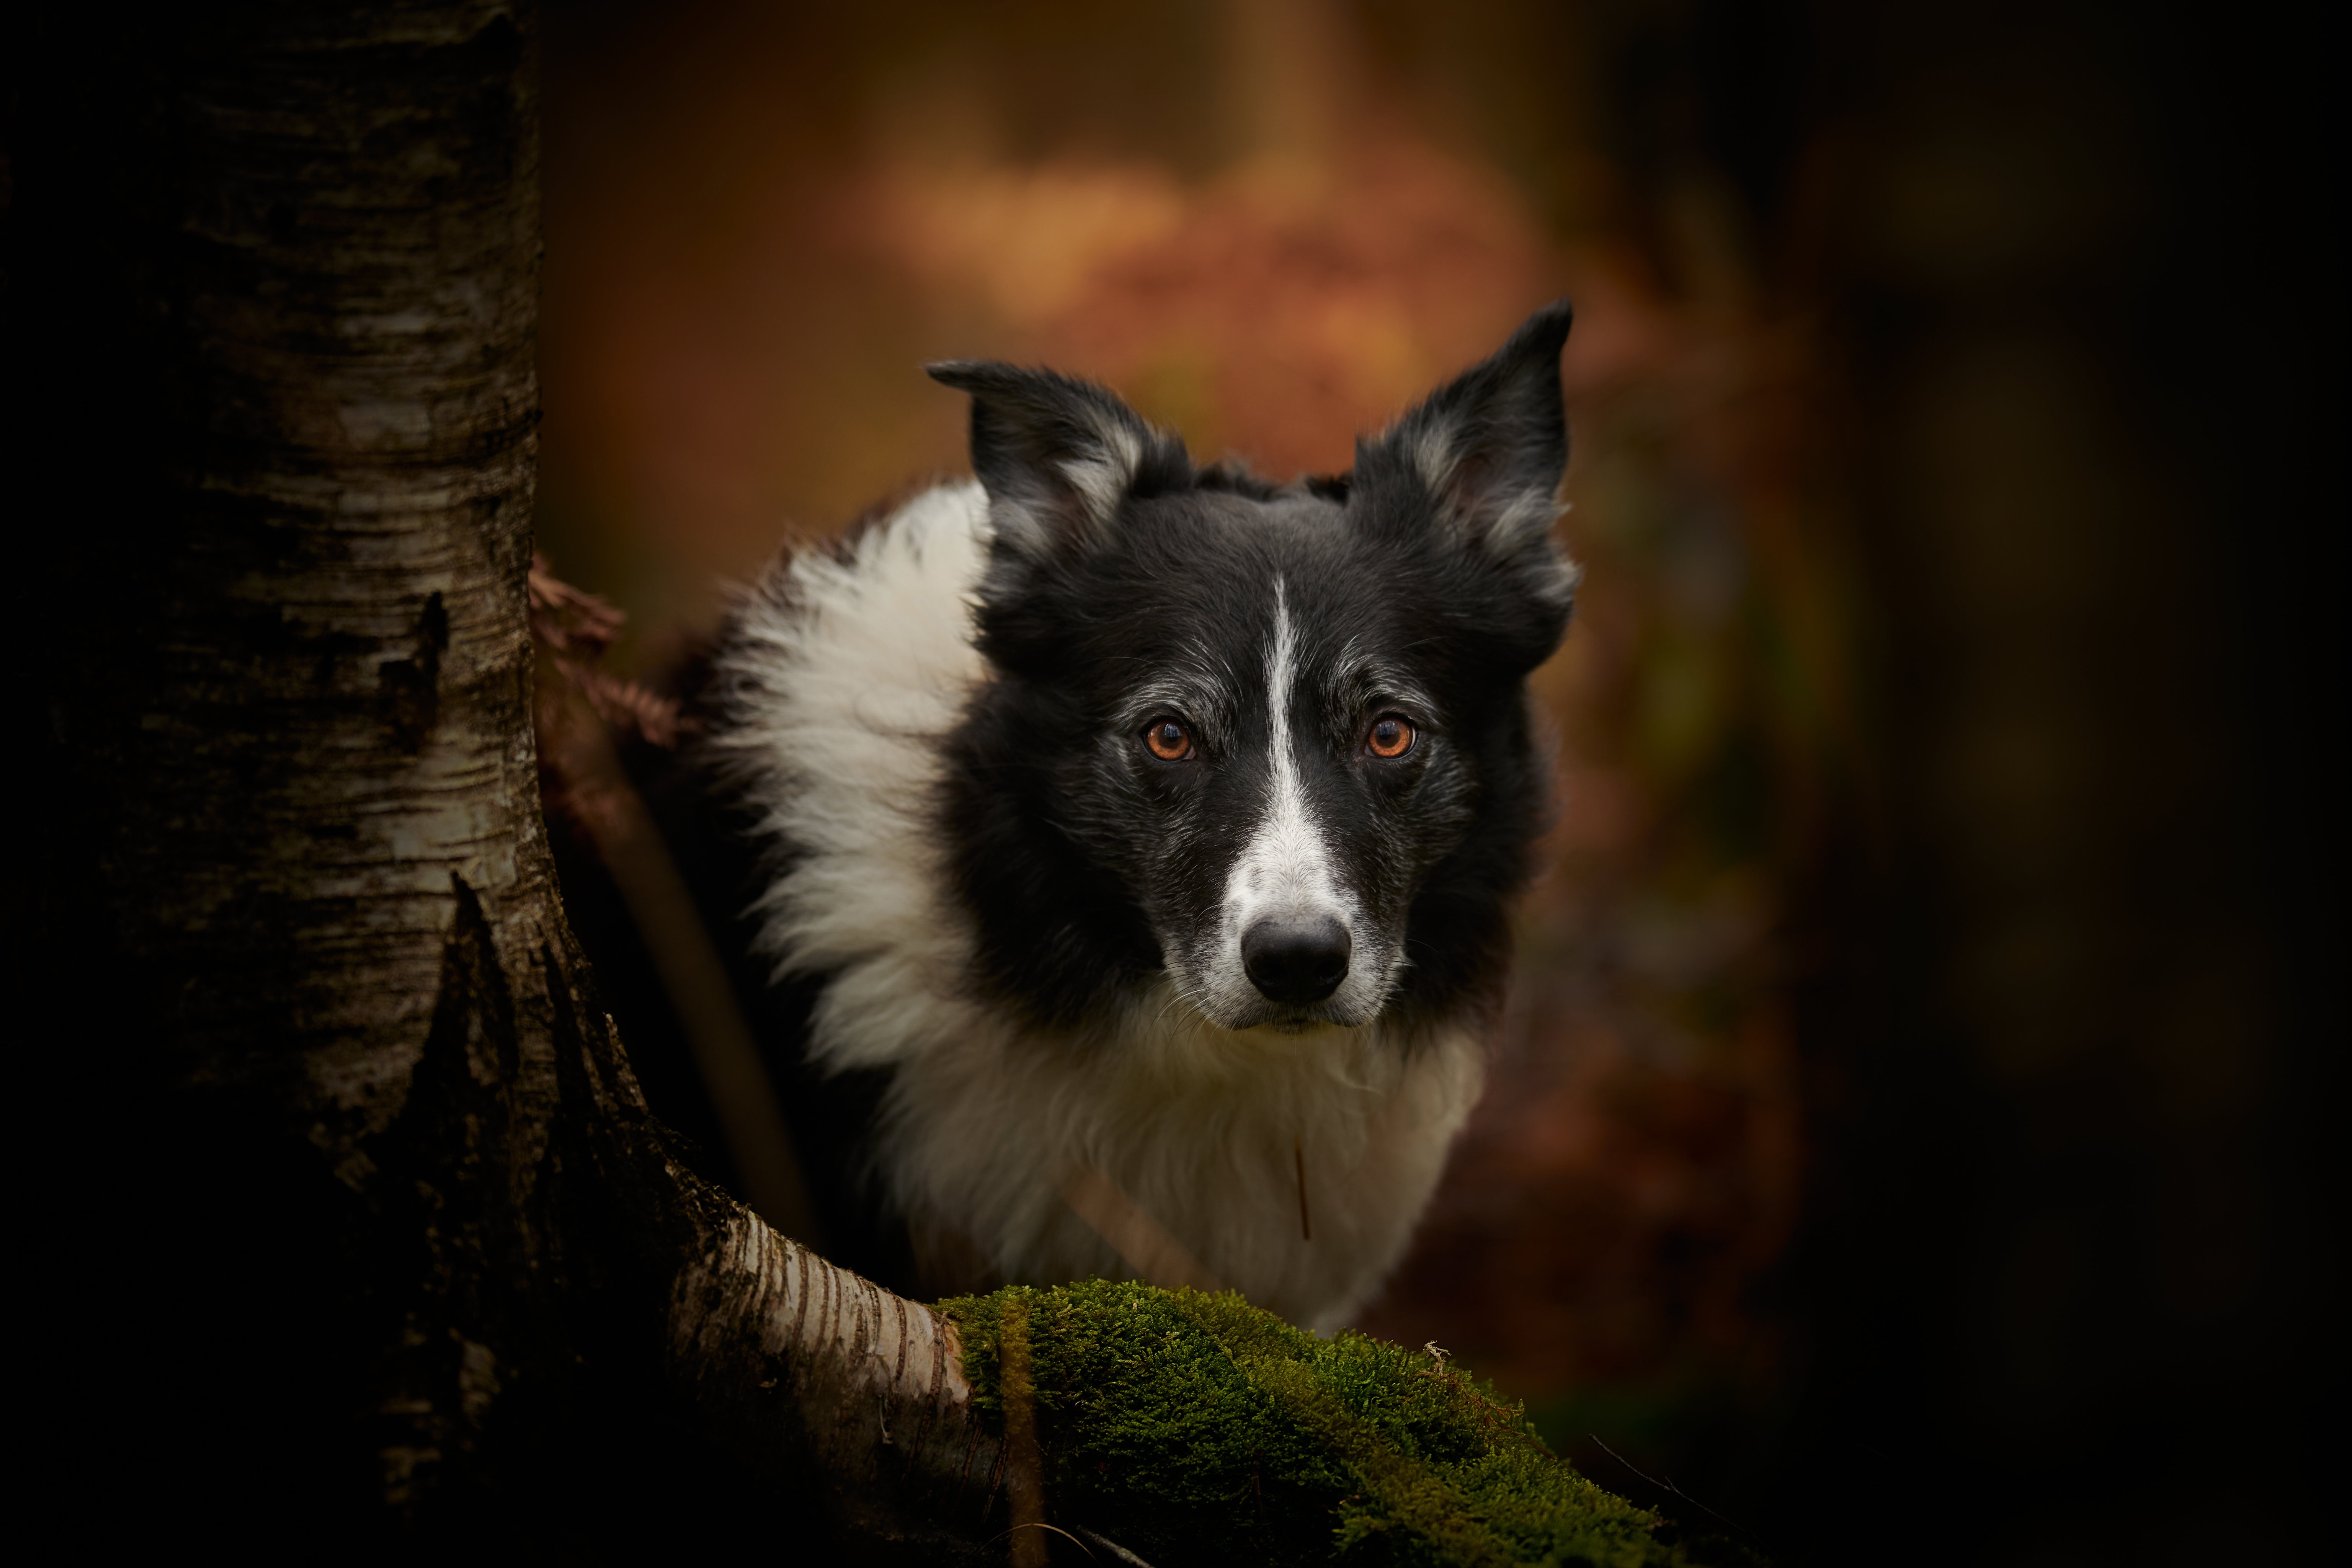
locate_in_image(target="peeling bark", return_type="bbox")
[668,1214,1004,1545]
[14,3,993,1553]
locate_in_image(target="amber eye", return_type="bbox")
[1143,718,1195,761]
[1365,715,1416,759]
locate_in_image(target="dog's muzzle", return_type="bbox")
[1241,915,1351,1006]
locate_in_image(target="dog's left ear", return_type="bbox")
[926,360,1189,559]
[1355,300,1575,569]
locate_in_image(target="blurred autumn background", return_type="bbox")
[537,2,2335,1562]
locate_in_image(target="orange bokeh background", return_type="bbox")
[539,3,2332,1559]
[546,0,1823,1419]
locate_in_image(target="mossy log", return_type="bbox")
[938,1280,1720,1566]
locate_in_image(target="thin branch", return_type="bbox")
[1059,1163,1224,1291]
[545,681,820,1246]
[1588,1433,1756,1542]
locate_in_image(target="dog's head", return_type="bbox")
[932,302,1576,1035]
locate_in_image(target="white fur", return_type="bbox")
[712,482,1483,1331]
[989,415,1143,556]
[1058,418,1143,530]
[1411,416,1462,500]
[1178,580,1398,1029]
[1407,410,1571,559]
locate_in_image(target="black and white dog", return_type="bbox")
[707,302,1576,1330]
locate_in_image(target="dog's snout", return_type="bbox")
[1241,916,1351,1006]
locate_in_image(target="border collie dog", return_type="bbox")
[709,302,1576,1331]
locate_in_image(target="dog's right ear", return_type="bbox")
[926,361,1189,559]
[1352,300,1573,564]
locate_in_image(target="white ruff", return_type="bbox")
[711,481,1483,1331]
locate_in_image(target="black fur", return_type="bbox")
[563,304,1580,1300]
[933,301,1575,1034]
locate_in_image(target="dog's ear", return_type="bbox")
[1354,300,1575,562]
[926,361,1188,557]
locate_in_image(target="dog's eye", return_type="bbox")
[1365,715,1416,759]
[1142,718,1196,761]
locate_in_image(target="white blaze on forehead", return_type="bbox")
[1224,580,1352,932]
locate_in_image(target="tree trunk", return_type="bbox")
[15,4,992,1553]
[12,10,1707,1563]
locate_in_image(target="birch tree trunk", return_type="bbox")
[13,4,991,1553]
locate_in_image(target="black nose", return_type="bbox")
[1241,916,1351,1006]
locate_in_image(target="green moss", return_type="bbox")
[936,1281,1712,1566]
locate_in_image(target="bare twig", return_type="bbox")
[1073,1525,1159,1566]
[1000,1296,1049,1567]
[989,1522,1097,1558]
[527,556,692,747]
[1586,1434,1755,1541]
[531,565,818,1247]
[1294,1133,1312,1241]
[1059,1164,1224,1292]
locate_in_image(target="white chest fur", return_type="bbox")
[712,482,1483,1331]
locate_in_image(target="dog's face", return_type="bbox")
[934,304,1576,1034]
